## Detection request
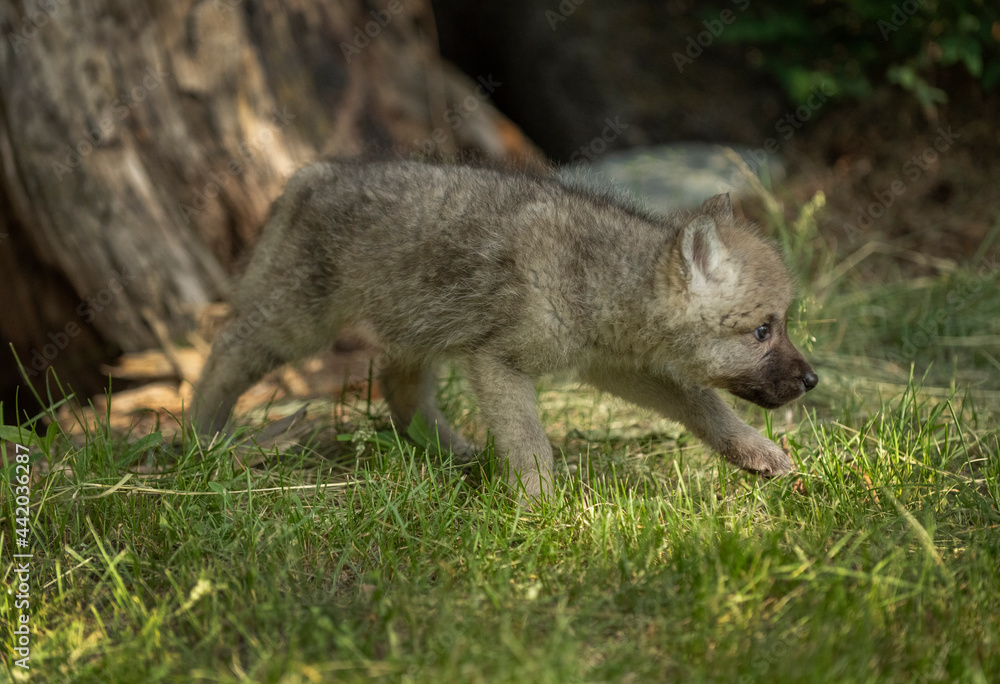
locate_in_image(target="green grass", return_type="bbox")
[2,206,1000,682]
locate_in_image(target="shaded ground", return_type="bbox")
[777,73,999,267]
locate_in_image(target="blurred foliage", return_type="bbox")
[712,0,1000,113]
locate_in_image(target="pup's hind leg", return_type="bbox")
[193,328,288,437]
[379,359,475,459]
[194,304,341,437]
[193,174,348,437]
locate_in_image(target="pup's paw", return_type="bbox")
[443,435,479,464]
[721,432,795,478]
[506,467,555,507]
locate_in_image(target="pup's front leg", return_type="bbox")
[467,354,555,499]
[584,367,794,477]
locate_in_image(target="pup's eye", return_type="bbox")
[754,324,770,342]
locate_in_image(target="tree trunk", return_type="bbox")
[0,0,542,414]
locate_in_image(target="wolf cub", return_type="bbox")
[194,160,817,498]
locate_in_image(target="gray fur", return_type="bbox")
[193,159,817,498]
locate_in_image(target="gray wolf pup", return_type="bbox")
[193,159,817,498]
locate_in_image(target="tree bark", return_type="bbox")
[0,0,542,414]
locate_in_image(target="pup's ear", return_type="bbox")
[679,215,735,293]
[699,193,734,223]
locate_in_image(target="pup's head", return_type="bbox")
[660,193,817,408]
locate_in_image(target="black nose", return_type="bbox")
[802,370,818,391]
